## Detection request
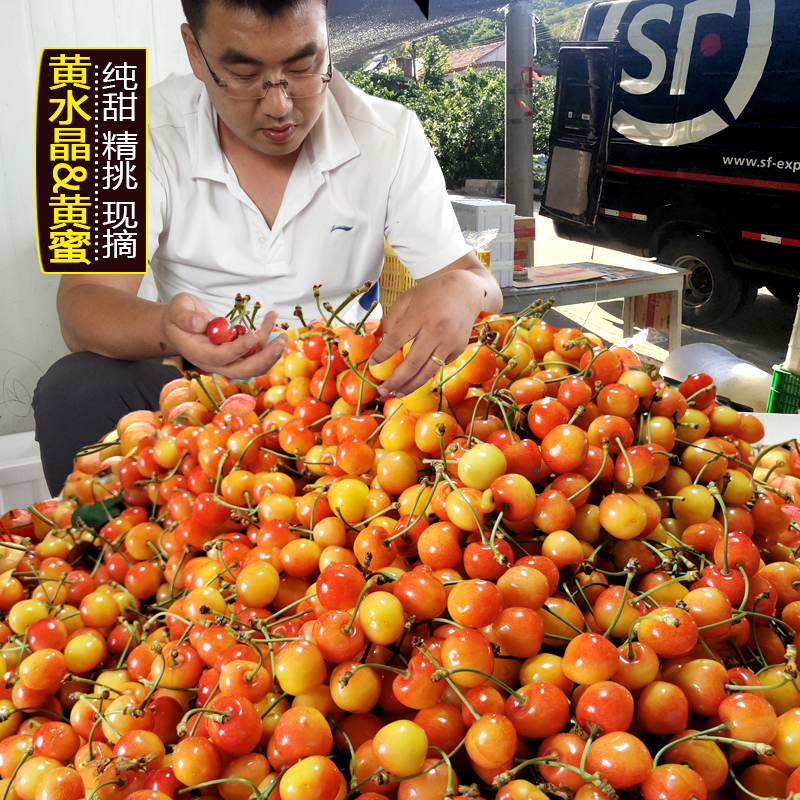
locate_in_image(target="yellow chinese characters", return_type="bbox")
[47,54,93,266]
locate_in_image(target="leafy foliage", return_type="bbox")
[419,36,450,87]
[347,32,558,190]
[435,18,504,48]
[535,1,588,66]
[346,63,504,188]
[532,76,556,153]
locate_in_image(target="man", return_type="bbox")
[34,0,503,494]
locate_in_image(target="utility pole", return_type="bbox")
[505,1,535,217]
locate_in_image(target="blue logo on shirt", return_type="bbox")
[330,224,353,232]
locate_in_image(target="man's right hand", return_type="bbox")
[163,292,288,380]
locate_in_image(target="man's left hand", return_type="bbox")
[368,252,503,398]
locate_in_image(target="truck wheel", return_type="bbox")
[657,236,741,326]
[766,280,800,306]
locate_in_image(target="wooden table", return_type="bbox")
[501,261,689,352]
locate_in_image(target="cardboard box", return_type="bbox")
[514,215,536,240]
[464,179,504,198]
[633,292,672,331]
[514,239,534,269]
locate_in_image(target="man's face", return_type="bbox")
[182,0,329,157]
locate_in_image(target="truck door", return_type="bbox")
[541,43,617,228]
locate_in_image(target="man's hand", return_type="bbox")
[163,292,288,379]
[368,253,503,398]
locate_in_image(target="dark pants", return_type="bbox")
[33,352,182,496]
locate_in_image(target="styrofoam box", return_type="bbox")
[451,197,515,235]
[486,232,514,265]
[490,260,515,288]
[0,431,50,515]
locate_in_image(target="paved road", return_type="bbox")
[530,208,795,375]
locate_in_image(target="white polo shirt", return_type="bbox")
[147,70,471,325]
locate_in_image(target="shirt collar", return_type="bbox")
[306,70,360,172]
[189,69,360,182]
[191,85,227,182]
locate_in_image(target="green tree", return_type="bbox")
[534,0,588,65]
[344,65,406,101]
[419,36,450,87]
[532,76,556,153]
[344,64,556,192]
[434,68,506,188]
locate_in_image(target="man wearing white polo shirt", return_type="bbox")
[34,0,502,493]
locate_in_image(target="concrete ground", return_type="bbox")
[529,207,795,375]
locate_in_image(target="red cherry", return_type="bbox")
[207,317,237,344]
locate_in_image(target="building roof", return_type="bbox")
[446,40,504,73]
[329,0,506,69]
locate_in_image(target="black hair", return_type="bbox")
[182,0,328,32]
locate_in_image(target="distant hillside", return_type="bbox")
[425,1,589,66]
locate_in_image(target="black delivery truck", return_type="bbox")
[539,0,800,325]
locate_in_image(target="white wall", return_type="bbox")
[0,0,190,437]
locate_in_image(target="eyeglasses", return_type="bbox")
[192,31,332,100]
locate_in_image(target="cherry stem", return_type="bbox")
[541,603,587,634]
[243,641,265,683]
[415,642,480,720]
[86,714,103,763]
[579,723,601,782]
[692,454,723,485]
[431,746,456,799]
[338,662,407,687]
[684,383,716,403]
[497,755,614,797]
[569,438,609,501]
[728,764,783,800]
[603,561,638,638]
[726,644,798,690]
[366,400,403,443]
[708,482,730,575]
[174,777,261,797]
[651,722,729,767]
[86,778,126,799]
[624,612,680,653]
[260,691,288,719]
[1,705,70,723]
[611,436,635,488]
[752,440,795,472]
[435,667,525,705]
[762,459,786,484]
[631,572,698,607]
[176,706,230,736]
[188,372,222,412]
[438,470,488,545]
[261,592,318,625]
[382,479,439,544]
[724,675,789,692]
[341,578,377,635]
[488,511,509,567]
[75,693,122,738]
[0,742,30,800]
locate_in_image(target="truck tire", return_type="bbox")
[766,280,800,306]
[657,236,742,327]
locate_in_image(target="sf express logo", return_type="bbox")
[597,0,775,145]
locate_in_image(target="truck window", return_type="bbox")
[554,51,610,143]
[541,43,617,227]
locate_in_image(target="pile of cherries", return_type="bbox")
[6,290,800,800]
